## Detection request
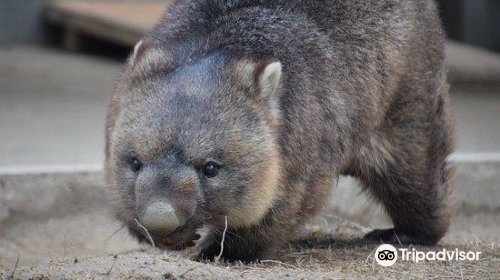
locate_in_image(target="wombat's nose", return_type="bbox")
[140,201,181,235]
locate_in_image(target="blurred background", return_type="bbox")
[0,0,499,268]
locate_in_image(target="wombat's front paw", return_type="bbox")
[196,237,265,263]
[164,236,199,251]
[162,224,202,251]
[364,228,438,245]
[365,228,400,243]
[196,237,224,261]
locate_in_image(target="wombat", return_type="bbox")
[105,0,454,261]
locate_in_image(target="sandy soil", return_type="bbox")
[1,214,498,280]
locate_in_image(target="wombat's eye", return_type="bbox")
[131,158,142,173]
[203,162,219,178]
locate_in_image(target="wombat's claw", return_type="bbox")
[364,228,402,244]
[166,240,197,251]
[364,228,436,245]
[164,233,201,250]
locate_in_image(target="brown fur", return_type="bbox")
[105,0,455,261]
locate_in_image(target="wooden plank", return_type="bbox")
[45,0,170,46]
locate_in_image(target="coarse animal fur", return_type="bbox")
[105,0,455,262]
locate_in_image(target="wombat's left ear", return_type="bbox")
[236,59,283,119]
[256,61,282,101]
[129,39,147,66]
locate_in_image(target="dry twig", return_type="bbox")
[260,260,300,270]
[178,264,206,278]
[134,219,157,264]
[134,219,156,250]
[106,255,118,275]
[71,243,79,263]
[9,254,20,280]
[394,232,403,247]
[214,215,228,263]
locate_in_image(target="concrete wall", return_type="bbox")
[0,0,50,45]
[439,0,500,53]
[2,0,500,52]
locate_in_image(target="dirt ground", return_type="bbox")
[1,213,498,280]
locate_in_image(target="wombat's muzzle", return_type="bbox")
[139,200,184,236]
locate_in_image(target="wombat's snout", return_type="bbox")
[140,201,182,235]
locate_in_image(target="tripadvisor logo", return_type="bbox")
[374,244,481,267]
[375,244,398,267]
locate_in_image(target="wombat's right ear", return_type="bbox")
[128,39,170,71]
[235,59,283,120]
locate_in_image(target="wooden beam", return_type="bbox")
[44,0,170,46]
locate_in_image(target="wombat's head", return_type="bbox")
[105,41,282,249]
